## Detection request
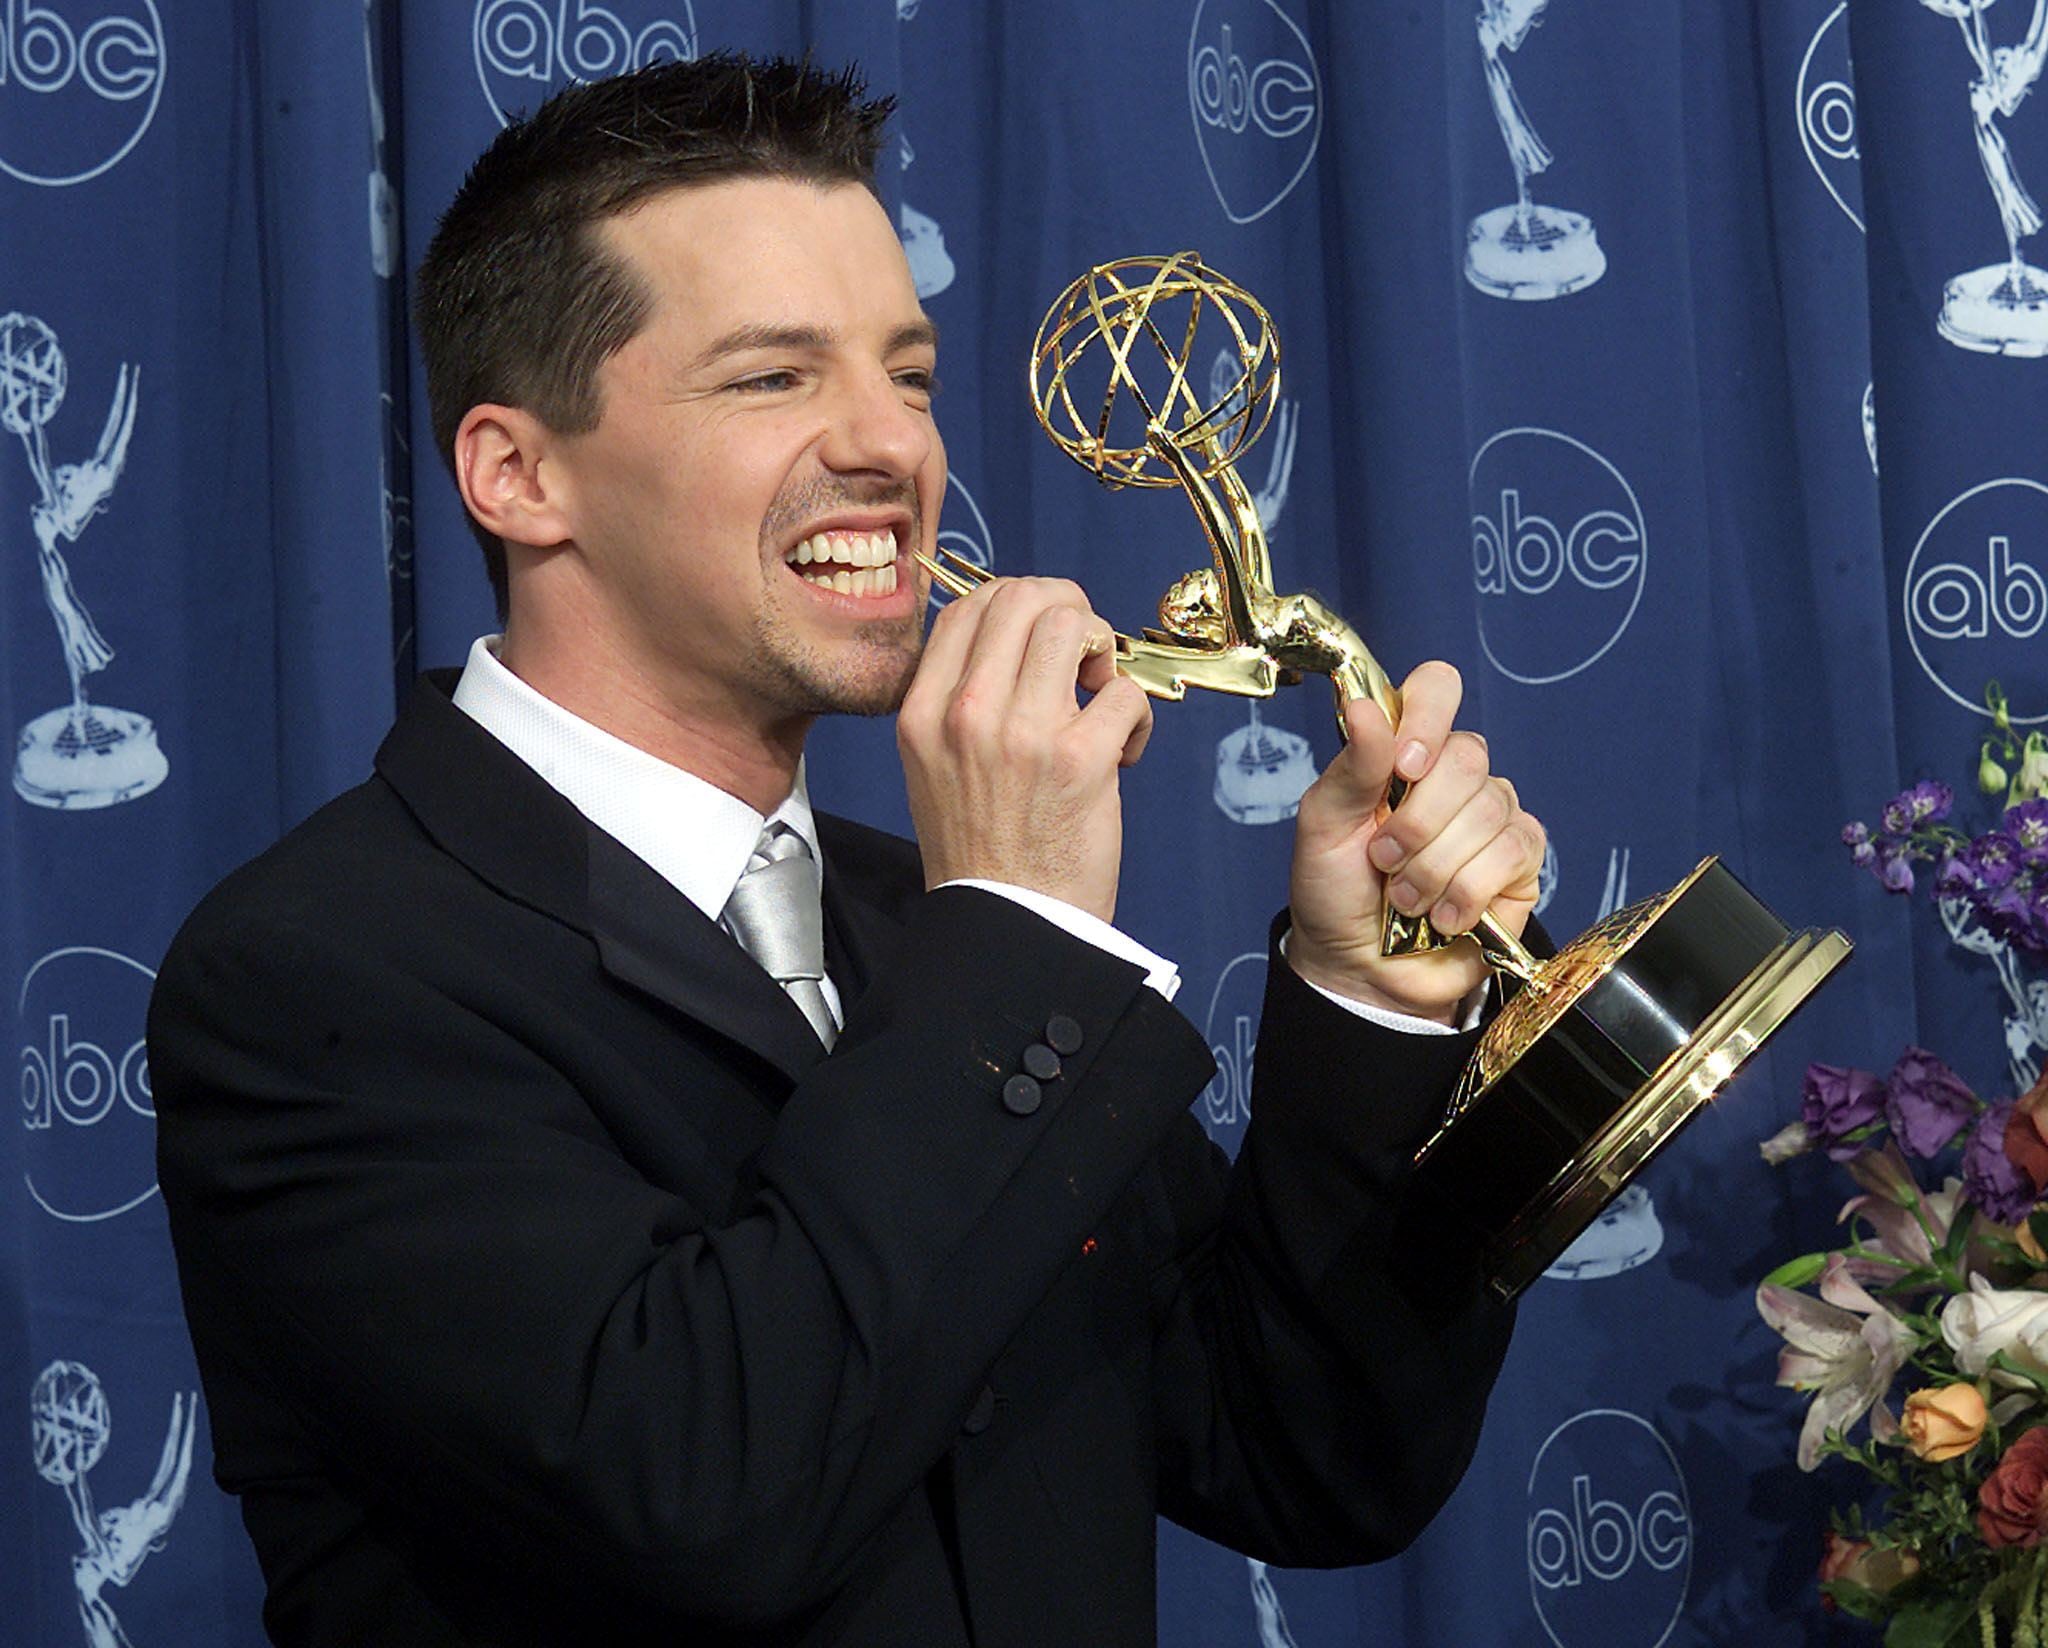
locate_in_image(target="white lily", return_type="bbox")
[1940,1276,2048,1386]
[1757,1255,1917,1470]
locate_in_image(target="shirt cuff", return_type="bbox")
[1277,927,1486,1035]
[939,880,1181,1002]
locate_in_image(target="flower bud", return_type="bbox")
[1902,1383,1988,1462]
[1982,755,2009,797]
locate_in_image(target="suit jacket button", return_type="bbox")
[1002,1075,1042,1116]
[1045,1015,1083,1055]
[1022,1043,1061,1081]
[962,1386,996,1435]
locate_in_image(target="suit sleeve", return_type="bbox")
[150,884,1214,1628]
[1144,913,1524,1566]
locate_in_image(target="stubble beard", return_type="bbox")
[744,600,927,720]
[750,476,930,719]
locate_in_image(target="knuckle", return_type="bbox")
[1446,731,1489,779]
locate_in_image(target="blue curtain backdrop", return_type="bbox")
[4,1,2044,1643]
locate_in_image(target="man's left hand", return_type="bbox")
[1286,662,1545,1024]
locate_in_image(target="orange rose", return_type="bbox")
[2022,1219,2048,1265]
[1818,1532,1920,1607]
[1902,1383,1988,1462]
[2009,1069,2048,1191]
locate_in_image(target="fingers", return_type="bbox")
[1377,764,1545,933]
[1389,660,1464,784]
[1075,673,1154,768]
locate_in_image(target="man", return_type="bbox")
[150,55,1546,1647]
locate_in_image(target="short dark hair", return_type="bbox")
[415,54,895,615]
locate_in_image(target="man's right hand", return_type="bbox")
[897,577,1153,924]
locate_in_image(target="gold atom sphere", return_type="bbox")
[1029,252,1280,489]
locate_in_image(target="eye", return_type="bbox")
[729,369,799,394]
[894,367,940,398]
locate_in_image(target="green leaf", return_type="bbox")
[1822,1577,1892,1623]
[1881,1591,1979,1648]
[1763,1251,1831,1290]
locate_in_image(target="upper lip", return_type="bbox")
[780,510,915,561]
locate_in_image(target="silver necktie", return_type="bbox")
[722,822,837,1049]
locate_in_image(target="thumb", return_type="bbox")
[1300,700,1396,834]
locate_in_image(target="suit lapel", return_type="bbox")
[376,673,828,1086]
[585,828,829,1085]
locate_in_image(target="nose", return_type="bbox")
[817,366,934,480]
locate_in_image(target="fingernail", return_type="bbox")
[1432,899,1462,932]
[1368,836,1403,873]
[1390,879,1422,914]
[1397,741,1430,780]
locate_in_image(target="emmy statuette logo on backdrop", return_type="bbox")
[1920,0,2048,354]
[1527,1409,1692,1648]
[0,0,164,188]
[1468,0,1605,299]
[1905,478,2048,723]
[2,313,164,808]
[365,0,396,279]
[1470,426,1647,687]
[473,0,696,126]
[1186,0,1322,225]
[18,945,159,1224]
[31,1361,196,1648]
[896,131,956,300]
[1205,344,1316,824]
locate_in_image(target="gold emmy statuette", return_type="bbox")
[917,252,1852,1301]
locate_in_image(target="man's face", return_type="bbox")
[548,178,942,735]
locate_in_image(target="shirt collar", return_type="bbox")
[449,635,820,925]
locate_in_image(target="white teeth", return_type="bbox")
[786,529,901,591]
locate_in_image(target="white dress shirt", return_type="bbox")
[450,636,1462,1035]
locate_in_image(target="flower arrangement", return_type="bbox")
[1758,687,2048,1647]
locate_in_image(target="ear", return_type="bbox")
[454,405,572,551]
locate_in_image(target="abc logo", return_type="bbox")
[1527,1409,1691,1648]
[930,471,994,613]
[473,0,695,128]
[0,0,164,188]
[1905,479,2048,724]
[18,946,157,1223]
[1196,952,1265,1158]
[1470,427,1647,686]
[1796,3,1863,233]
[1186,0,1322,225]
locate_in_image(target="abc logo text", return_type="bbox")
[0,0,164,187]
[18,946,158,1222]
[1470,427,1647,686]
[1187,0,1322,225]
[1527,1408,1691,1648]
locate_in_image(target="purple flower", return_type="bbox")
[1970,833,2023,890]
[2009,799,2048,867]
[1877,841,1915,894]
[1935,850,1979,898]
[1884,1046,1978,1157]
[1975,881,2048,959]
[1802,1063,1888,1161]
[1964,1100,2038,1224]
[1882,781,1953,835]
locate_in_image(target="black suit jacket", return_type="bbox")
[149,673,1514,1647]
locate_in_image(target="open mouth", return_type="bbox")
[783,527,901,598]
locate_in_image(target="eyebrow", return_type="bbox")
[689,318,940,372]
